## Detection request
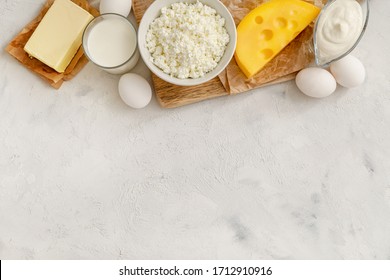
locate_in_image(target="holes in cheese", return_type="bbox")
[261,49,274,60]
[260,30,273,41]
[235,0,320,79]
[289,20,299,30]
[255,16,264,24]
[275,17,288,28]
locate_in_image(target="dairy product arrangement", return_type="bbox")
[5,0,369,107]
[3,0,390,268]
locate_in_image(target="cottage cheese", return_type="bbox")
[146,1,230,79]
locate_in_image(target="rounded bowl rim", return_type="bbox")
[137,0,237,86]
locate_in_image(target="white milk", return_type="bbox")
[84,15,139,74]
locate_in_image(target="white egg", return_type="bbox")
[118,73,152,109]
[99,0,132,18]
[330,55,365,88]
[296,67,337,98]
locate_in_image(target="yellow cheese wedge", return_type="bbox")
[24,0,94,73]
[235,0,320,78]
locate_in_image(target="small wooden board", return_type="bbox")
[133,0,228,108]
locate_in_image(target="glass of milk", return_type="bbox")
[82,13,139,74]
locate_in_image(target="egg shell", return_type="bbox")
[330,55,365,88]
[99,0,132,18]
[296,67,337,98]
[118,73,152,109]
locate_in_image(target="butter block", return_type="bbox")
[24,0,94,73]
[235,0,320,78]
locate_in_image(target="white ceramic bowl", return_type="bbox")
[138,0,237,86]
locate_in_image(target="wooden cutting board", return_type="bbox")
[133,0,312,108]
[133,0,229,108]
[133,0,321,108]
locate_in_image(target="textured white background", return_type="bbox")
[1,0,390,259]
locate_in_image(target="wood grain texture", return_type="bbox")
[133,0,228,108]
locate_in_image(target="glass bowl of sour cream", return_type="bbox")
[313,0,369,67]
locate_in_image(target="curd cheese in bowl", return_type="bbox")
[138,0,237,86]
[146,2,229,80]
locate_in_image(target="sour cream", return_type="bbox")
[315,0,363,62]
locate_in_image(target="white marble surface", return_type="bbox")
[1,0,390,260]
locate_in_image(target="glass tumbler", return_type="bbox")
[82,13,140,74]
